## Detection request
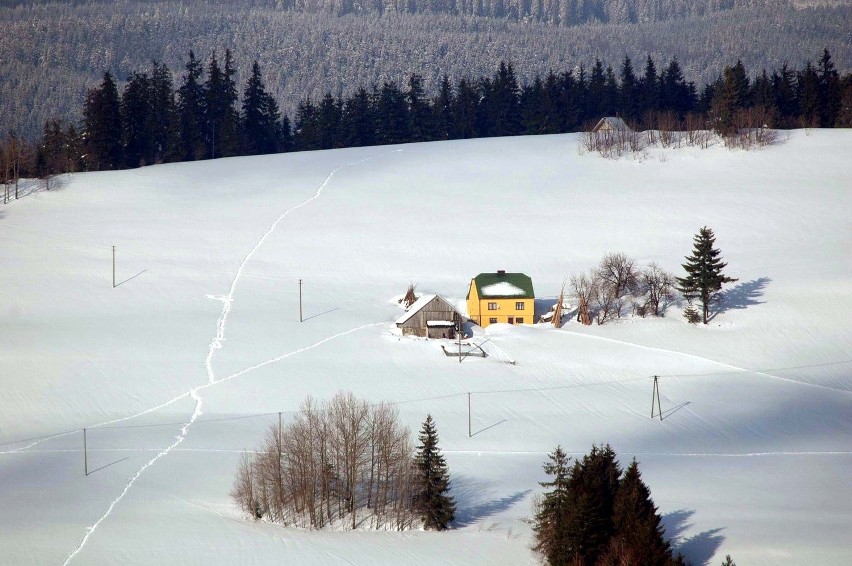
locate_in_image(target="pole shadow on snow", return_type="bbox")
[87,457,130,476]
[451,475,532,528]
[115,269,148,287]
[710,277,771,321]
[302,307,341,322]
[471,419,508,437]
[662,509,726,566]
[660,401,691,421]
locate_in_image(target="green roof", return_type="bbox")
[470,272,534,299]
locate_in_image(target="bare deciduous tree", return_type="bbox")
[596,253,639,303]
[232,391,417,531]
[640,262,676,316]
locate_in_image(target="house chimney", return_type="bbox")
[497,270,506,275]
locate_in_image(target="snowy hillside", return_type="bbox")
[1,131,850,565]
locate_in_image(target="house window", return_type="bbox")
[488,302,498,310]
[516,302,525,310]
[516,317,524,324]
[489,317,498,324]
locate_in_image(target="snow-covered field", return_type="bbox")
[1,131,850,565]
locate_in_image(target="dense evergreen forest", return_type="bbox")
[1,0,849,139]
[30,48,850,177]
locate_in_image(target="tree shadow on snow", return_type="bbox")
[451,474,531,527]
[662,509,725,566]
[711,277,770,320]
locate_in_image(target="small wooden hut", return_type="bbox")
[396,294,462,339]
[592,116,631,133]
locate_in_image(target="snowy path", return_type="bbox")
[59,152,396,564]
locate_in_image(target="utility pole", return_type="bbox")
[112,246,116,288]
[467,392,471,437]
[83,428,88,476]
[298,279,303,322]
[650,375,662,420]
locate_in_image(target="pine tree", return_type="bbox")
[150,61,176,164]
[608,459,672,565]
[533,446,573,566]
[619,56,639,123]
[204,51,240,158]
[721,555,736,566]
[432,74,454,140]
[817,48,841,128]
[413,415,455,531]
[676,226,738,324]
[241,61,282,155]
[567,444,621,563]
[121,71,154,168]
[82,71,123,171]
[177,51,206,161]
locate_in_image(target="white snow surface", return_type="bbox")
[1,131,851,565]
[480,281,527,297]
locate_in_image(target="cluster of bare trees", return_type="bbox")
[231,392,418,531]
[720,105,780,149]
[580,125,646,158]
[570,253,676,324]
[1,133,28,204]
[582,114,719,158]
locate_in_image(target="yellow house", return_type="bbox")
[466,271,535,327]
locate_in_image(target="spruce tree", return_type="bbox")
[121,71,154,168]
[533,446,573,566]
[241,61,282,155]
[414,415,455,531]
[177,51,206,161]
[82,71,123,171]
[609,459,672,565]
[676,226,737,324]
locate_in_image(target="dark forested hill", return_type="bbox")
[1,0,849,138]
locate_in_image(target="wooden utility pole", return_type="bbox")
[83,428,88,476]
[112,246,116,288]
[467,392,471,437]
[298,279,303,322]
[650,376,662,420]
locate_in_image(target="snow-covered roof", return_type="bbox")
[481,281,526,297]
[469,272,534,299]
[395,294,437,325]
[592,116,631,132]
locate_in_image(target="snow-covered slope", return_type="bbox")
[0,131,850,565]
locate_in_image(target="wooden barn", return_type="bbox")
[592,116,631,133]
[395,294,462,339]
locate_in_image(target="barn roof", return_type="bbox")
[469,272,534,299]
[395,294,459,325]
[592,116,631,132]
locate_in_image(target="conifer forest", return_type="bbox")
[1,0,849,142]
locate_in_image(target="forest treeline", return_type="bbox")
[1,0,849,139]
[0,0,773,25]
[27,48,850,177]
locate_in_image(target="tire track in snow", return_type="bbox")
[60,151,398,564]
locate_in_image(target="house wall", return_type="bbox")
[472,296,534,327]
